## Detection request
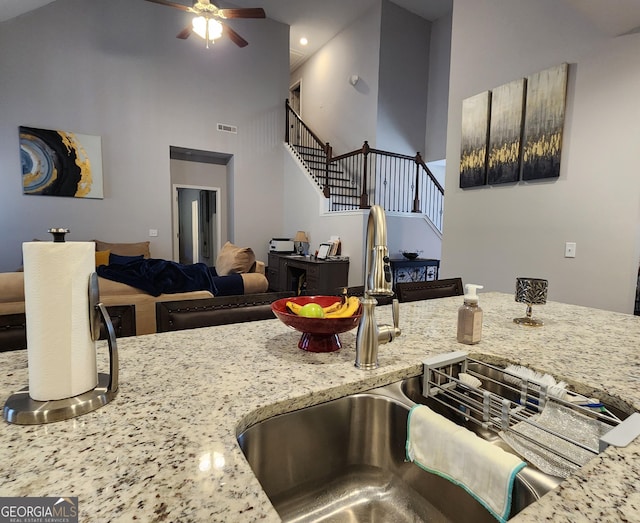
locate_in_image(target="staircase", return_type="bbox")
[290,144,360,211]
[285,100,444,232]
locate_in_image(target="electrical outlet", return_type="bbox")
[565,242,576,258]
[149,229,158,237]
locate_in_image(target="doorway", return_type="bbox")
[174,186,220,265]
[170,146,232,265]
[290,80,301,116]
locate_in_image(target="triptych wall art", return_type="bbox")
[20,126,104,199]
[459,63,568,189]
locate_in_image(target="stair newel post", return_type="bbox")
[323,143,332,198]
[360,141,370,208]
[412,151,422,213]
[285,99,290,144]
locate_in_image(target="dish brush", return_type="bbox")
[458,372,482,389]
[502,364,567,399]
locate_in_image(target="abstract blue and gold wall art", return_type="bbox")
[459,91,491,188]
[20,126,103,199]
[521,63,568,181]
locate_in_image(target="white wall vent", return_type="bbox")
[217,123,238,134]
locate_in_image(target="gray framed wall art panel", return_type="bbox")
[459,91,491,188]
[521,63,568,181]
[487,79,526,185]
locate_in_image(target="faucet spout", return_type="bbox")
[355,205,400,370]
[364,205,394,297]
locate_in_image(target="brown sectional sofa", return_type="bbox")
[0,240,270,350]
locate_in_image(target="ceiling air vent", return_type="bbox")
[217,123,238,134]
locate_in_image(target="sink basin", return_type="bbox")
[237,381,544,523]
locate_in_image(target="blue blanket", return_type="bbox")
[97,258,244,297]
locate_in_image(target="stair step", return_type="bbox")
[294,150,361,196]
[305,165,345,176]
[294,146,326,158]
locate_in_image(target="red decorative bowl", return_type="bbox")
[271,295,363,353]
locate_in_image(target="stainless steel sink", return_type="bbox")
[237,380,545,523]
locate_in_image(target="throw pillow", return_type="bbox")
[95,250,110,267]
[215,241,256,276]
[94,240,151,258]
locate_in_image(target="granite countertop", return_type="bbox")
[2,292,640,522]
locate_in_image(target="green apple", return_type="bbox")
[299,303,325,318]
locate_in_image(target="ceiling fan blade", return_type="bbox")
[176,25,193,39]
[144,0,192,12]
[223,25,249,47]
[218,8,266,19]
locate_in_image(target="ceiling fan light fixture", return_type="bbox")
[192,16,223,42]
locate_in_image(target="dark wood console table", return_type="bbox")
[267,253,349,295]
[389,258,440,288]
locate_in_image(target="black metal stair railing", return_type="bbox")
[285,100,444,232]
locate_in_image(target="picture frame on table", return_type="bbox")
[317,243,332,260]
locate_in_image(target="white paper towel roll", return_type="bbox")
[23,241,98,401]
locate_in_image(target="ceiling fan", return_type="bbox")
[145,0,266,48]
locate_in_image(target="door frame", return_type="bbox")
[289,79,302,116]
[172,183,222,263]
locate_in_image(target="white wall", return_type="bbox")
[289,4,382,153]
[283,149,366,287]
[283,146,443,288]
[442,0,640,313]
[0,0,288,271]
[376,0,430,155]
[424,11,452,162]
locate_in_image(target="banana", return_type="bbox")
[287,297,360,318]
[322,299,344,314]
[286,301,303,315]
[325,296,361,318]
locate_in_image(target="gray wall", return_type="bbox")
[376,0,430,155]
[442,0,640,313]
[424,11,451,162]
[289,3,382,153]
[0,0,288,271]
[290,0,450,159]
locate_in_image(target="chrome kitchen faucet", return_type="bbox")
[355,205,401,369]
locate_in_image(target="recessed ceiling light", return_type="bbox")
[299,37,308,46]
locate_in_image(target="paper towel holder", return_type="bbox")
[3,273,119,425]
[48,227,70,242]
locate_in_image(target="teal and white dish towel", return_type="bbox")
[406,404,526,523]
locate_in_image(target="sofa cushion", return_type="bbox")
[0,272,25,304]
[94,240,151,258]
[216,241,256,276]
[95,250,110,267]
[240,272,269,294]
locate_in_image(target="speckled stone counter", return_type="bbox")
[2,293,640,522]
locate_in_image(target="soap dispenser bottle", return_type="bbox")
[457,284,484,345]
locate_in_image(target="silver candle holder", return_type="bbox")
[513,277,548,327]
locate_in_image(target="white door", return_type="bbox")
[176,187,218,265]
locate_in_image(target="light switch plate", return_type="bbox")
[149,229,158,237]
[565,242,576,258]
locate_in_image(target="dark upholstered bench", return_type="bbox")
[0,305,136,352]
[155,292,293,333]
[395,278,464,303]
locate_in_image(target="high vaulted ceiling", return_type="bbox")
[2,0,640,70]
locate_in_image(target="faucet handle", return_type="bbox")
[392,298,399,328]
[377,299,401,344]
[391,298,401,339]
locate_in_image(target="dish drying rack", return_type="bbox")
[422,351,640,470]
